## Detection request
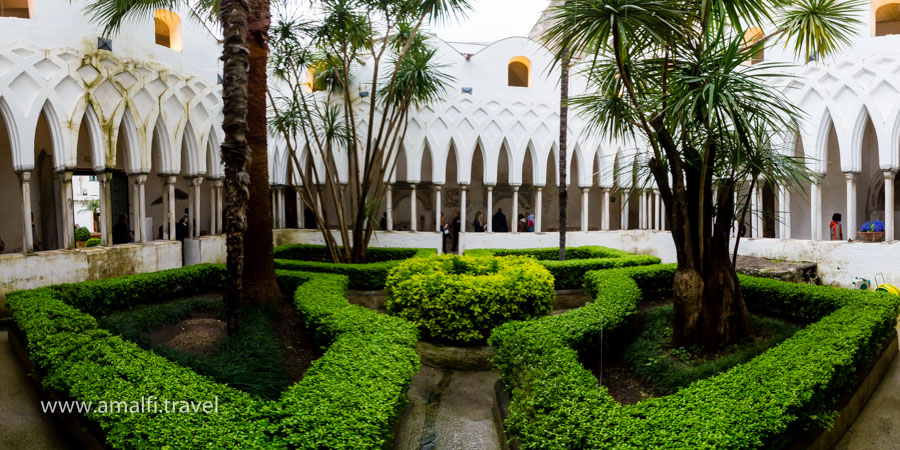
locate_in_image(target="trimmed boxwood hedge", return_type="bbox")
[273,244,436,290]
[465,246,661,289]
[489,264,900,449]
[8,264,420,449]
[385,255,555,344]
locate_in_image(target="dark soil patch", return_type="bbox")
[147,311,225,356]
[272,301,323,383]
[594,357,657,405]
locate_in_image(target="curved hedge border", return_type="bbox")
[274,244,436,290]
[489,264,900,449]
[8,264,420,449]
[466,246,661,289]
[385,255,555,344]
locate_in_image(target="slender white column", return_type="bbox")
[57,171,74,249]
[810,182,821,240]
[410,183,417,232]
[98,172,110,245]
[601,188,610,230]
[295,188,302,229]
[191,177,203,237]
[385,185,393,231]
[486,185,494,232]
[512,186,520,233]
[750,183,759,238]
[210,181,217,234]
[459,185,467,232]
[535,186,543,232]
[885,171,895,242]
[167,176,177,240]
[161,176,170,239]
[435,185,443,232]
[638,190,645,229]
[278,187,286,229]
[778,184,791,239]
[217,183,224,234]
[271,188,278,229]
[131,177,142,243]
[137,175,147,243]
[19,172,33,253]
[845,173,857,240]
[621,189,630,230]
[654,190,661,230]
[581,188,589,232]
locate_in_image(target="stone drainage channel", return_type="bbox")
[346,289,594,450]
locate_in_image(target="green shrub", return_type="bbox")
[489,264,900,448]
[8,265,421,449]
[75,226,91,242]
[273,245,436,290]
[385,255,555,344]
[465,246,661,289]
[85,238,101,247]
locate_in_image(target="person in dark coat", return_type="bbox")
[492,208,508,232]
[112,213,130,245]
[451,211,461,252]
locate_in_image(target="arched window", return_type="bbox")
[508,56,531,88]
[876,3,900,36]
[744,27,765,65]
[0,0,30,18]
[154,9,183,51]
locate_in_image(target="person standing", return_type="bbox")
[527,212,535,232]
[176,208,190,242]
[829,213,843,241]
[492,208,508,232]
[517,213,527,232]
[452,211,461,252]
[473,211,485,232]
[440,212,450,253]
[31,212,42,251]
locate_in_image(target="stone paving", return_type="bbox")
[0,330,72,450]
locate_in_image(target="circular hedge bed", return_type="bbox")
[385,255,555,344]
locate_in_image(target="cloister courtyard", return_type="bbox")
[2,0,900,448]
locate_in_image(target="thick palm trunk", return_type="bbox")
[219,0,251,332]
[558,61,569,261]
[241,0,282,304]
[668,179,751,350]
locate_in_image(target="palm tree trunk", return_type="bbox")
[241,0,282,304]
[219,0,252,333]
[558,60,569,261]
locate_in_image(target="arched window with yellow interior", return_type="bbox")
[154,9,183,51]
[0,0,31,18]
[875,1,900,36]
[508,56,531,88]
[743,27,765,65]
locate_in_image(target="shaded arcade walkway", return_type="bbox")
[0,330,71,450]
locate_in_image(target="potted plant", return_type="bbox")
[859,220,885,242]
[75,226,91,248]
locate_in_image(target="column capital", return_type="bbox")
[435,184,442,191]
[582,187,590,194]
[409,183,417,190]
[460,184,468,191]
[486,184,494,191]
[884,170,897,180]
[134,174,148,184]
[843,171,859,181]
[190,177,204,187]
[512,185,520,192]
[18,171,31,183]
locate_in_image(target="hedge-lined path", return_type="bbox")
[394,366,503,450]
[0,330,72,449]
[835,324,900,449]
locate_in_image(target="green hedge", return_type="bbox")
[489,264,900,448]
[75,226,91,242]
[85,238,101,247]
[274,244,435,262]
[8,264,420,449]
[465,246,661,289]
[385,255,555,344]
[273,245,436,290]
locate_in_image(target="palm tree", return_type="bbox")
[558,58,569,261]
[84,0,279,331]
[267,0,471,264]
[541,0,860,349]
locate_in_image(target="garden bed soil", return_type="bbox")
[144,297,322,384]
[272,301,323,383]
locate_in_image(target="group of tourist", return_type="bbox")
[435,208,536,253]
